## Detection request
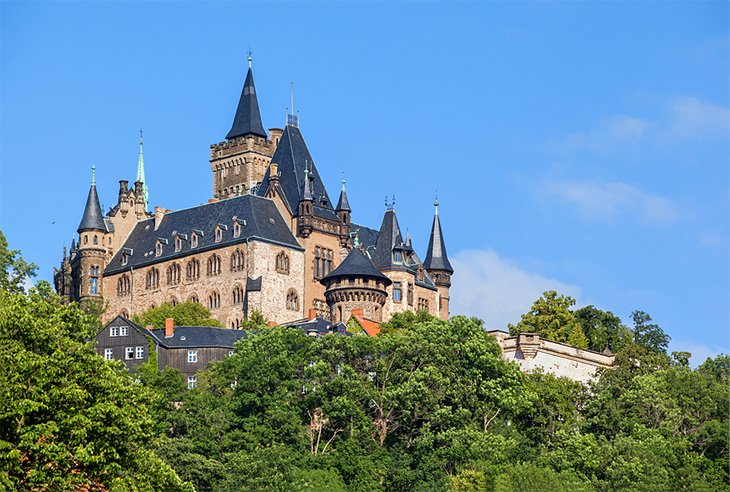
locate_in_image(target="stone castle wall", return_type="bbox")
[103,240,305,327]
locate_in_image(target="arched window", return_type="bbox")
[167,263,181,285]
[189,294,199,304]
[169,296,178,307]
[276,251,290,275]
[233,221,241,238]
[232,285,244,305]
[286,289,299,311]
[230,249,245,272]
[120,308,130,318]
[208,291,220,310]
[207,254,221,276]
[93,235,98,245]
[186,258,200,281]
[83,235,88,245]
[89,265,100,295]
[191,233,198,248]
[215,226,224,243]
[145,268,160,290]
[117,274,130,296]
[314,247,333,279]
[174,236,182,252]
[155,241,162,257]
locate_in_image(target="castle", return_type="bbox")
[54,57,453,328]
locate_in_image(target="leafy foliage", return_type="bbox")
[0,230,37,294]
[508,291,588,348]
[132,301,222,328]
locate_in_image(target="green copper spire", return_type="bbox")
[136,129,149,207]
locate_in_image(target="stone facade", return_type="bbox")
[103,240,305,326]
[489,331,615,383]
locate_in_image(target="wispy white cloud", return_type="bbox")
[667,96,730,139]
[552,115,650,152]
[449,249,583,330]
[669,339,729,368]
[542,180,677,223]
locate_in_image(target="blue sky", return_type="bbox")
[1,2,728,364]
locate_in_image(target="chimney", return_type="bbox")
[165,318,174,338]
[154,206,166,230]
[269,128,283,146]
[146,325,154,330]
[308,308,317,320]
[267,321,277,328]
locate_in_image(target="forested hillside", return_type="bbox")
[1,232,728,491]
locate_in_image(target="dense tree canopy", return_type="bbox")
[1,235,727,491]
[132,301,223,328]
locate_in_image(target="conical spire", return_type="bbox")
[78,165,107,233]
[226,57,267,140]
[336,175,350,212]
[302,167,313,201]
[136,130,149,206]
[423,197,453,273]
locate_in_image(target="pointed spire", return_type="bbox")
[424,196,453,274]
[136,130,149,206]
[78,165,107,233]
[302,167,313,201]
[227,57,267,139]
[336,174,351,212]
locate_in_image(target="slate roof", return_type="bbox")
[150,326,248,349]
[281,316,350,337]
[226,68,267,140]
[104,194,302,275]
[78,183,108,232]
[321,248,392,285]
[336,186,350,212]
[257,125,338,221]
[423,211,453,273]
[100,316,248,349]
[371,209,404,269]
[351,224,379,250]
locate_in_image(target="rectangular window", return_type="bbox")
[135,346,144,359]
[110,326,119,337]
[119,326,128,336]
[104,348,113,360]
[187,376,197,389]
[125,347,135,360]
[90,277,98,295]
[393,282,402,302]
[188,350,198,363]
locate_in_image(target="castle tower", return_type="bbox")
[75,166,108,308]
[335,176,351,247]
[423,197,453,320]
[210,55,279,198]
[321,248,391,323]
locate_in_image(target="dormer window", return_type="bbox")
[393,251,402,263]
[233,219,244,238]
[215,223,228,243]
[191,232,198,248]
[121,253,128,265]
[155,241,162,257]
[174,236,182,252]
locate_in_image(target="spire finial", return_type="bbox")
[392,193,396,208]
[434,191,439,215]
[91,164,96,185]
[353,230,360,249]
[136,131,149,207]
[341,173,346,191]
[247,48,253,69]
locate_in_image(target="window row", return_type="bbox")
[103,346,144,360]
[155,220,246,258]
[313,247,333,279]
[109,325,129,337]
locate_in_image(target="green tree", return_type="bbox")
[630,310,670,354]
[0,230,37,294]
[574,305,631,353]
[132,301,222,328]
[0,286,192,491]
[509,291,588,348]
